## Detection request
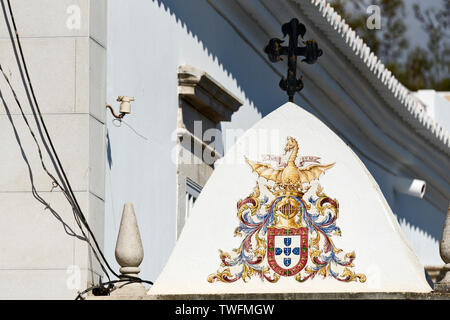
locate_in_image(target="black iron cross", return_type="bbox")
[264,18,323,102]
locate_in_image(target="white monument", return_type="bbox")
[148,102,432,296]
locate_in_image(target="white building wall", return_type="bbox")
[105,0,447,287]
[0,0,106,299]
[415,90,450,133]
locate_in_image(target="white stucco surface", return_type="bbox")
[149,103,431,294]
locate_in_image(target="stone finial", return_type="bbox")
[435,206,450,292]
[115,203,144,276]
[112,203,147,296]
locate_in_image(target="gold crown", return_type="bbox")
[266,182,309,198]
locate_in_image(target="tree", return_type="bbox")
[412,0,450,90]
[329,0,450,91]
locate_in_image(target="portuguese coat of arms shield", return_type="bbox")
[267,226,308,277]
[208,136,366,284]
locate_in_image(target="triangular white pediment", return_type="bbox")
[149,102,431,295]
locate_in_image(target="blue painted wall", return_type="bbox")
[105,0,446,285]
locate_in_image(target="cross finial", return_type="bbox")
[264,18,323,102]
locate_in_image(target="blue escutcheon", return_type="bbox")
[284,258,291,267]
[275,248,282,255]
[293,247,300,255]
[284,237,292,246]
[284,247,291,256]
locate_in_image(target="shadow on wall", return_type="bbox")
[156,0,287,117]
[155,0,445,262]
[0,87,84,242]
[362,153,445,261]
[155,0,322,156]
[395,192,446,246]
[106,129,113,169]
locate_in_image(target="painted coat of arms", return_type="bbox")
[208,136,366,283]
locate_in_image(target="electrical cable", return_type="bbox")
[0,65,86,240]
[74,278,154,300]
[112,118,149,141]
[1,0,154,294]
[5,0,115,279]
[1,0,112,282]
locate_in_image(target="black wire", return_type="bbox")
[0,83,84,240]
[2,0,154,288]
[0,67,112,276]
[75,279,124,300]
[0,0,113,282]
[75,278,154,300]
[3,0,119,280]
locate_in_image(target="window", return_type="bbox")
[175,65,243,238]
[185,178,202,221]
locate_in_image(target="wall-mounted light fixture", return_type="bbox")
[393,176,426,199]
[106,96,135,119]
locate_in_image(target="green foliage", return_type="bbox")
[329,0,450,91]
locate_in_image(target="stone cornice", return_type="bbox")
[178,65,243,123]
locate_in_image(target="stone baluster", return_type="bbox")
[111,202,147,296]
[435,206,450,292]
